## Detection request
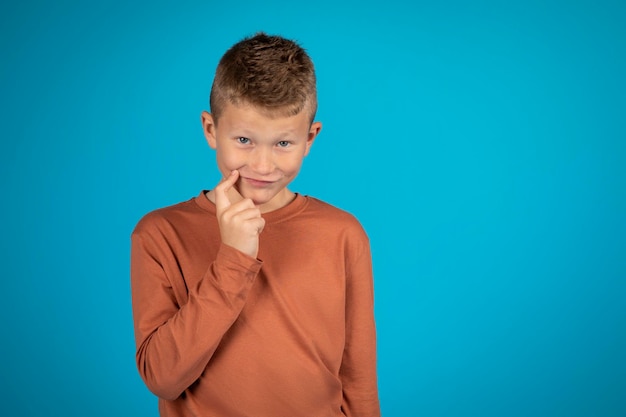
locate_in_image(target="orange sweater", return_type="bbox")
[131,191,380,417]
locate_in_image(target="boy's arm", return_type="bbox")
[340,234,381,417]
[131,171,264,401]
[131,235,261,401]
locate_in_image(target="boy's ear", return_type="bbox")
[305,121,322,156]
[201,111,217,149]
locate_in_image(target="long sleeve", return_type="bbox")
[130,193,380,416]
[340,235,381,417]
[131,222,261,400]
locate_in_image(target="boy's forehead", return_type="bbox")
[218,102,310,131]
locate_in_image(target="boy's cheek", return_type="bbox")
[285,159,306,177]
[216,152,242,174]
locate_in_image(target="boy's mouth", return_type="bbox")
[241,176,276,187]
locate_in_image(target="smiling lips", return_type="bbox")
[242,176,277,187]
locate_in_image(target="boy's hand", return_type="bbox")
[214,170,265,259]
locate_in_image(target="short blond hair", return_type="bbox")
[209,32,317,124]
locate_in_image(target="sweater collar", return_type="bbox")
[194,190,308,224]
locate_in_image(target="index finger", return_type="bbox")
[215,170,239,213]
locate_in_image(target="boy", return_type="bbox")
[131,32,380,417]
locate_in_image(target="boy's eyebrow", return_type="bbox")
[231,125,298,139]
[273,130,296,139]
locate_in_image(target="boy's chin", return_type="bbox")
[238,187,275,205]
[240,186,293,211]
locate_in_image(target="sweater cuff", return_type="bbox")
[210,243,263,292]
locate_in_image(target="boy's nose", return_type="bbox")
[249,148,273,175]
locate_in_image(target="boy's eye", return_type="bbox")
[277,141,290,148]
[237,137,250,144]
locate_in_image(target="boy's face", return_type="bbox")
[202,102,321,213]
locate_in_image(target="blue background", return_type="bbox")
[1,1,625,416]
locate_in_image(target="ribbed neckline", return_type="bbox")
[193,190,309,224]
